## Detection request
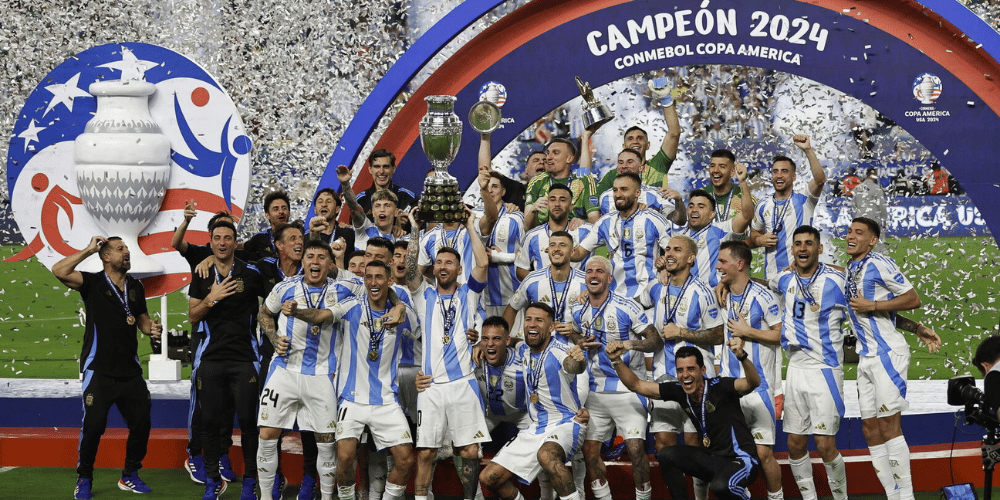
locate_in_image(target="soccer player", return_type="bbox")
[640,235,722,457]
[770,225,849,500]
[716,241,784,500]
[569,256,663,500]
[608,340,762,500]
[255,240,341,500]
[597,149,685,226]
[476,170,524,319]
[515,184,592,280]
[245,190,292,260]
[404,206,492,500]
[53,236,162,499]
[524,138,599,228]
[479,303,591,500]
[571,172,676,296]
[702,149,754,223]
[307,187,356,253]
[671,162,754,287]
[282,257,417,500]
[355,148,417,218]
[750,135,827,278]
[506,231,587,329]
[336,165,407,250]
[844,217,941,500]
[188,220,267,500]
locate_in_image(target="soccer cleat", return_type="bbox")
[74,478,93,500]
[219,454,238,482]
[118,471,152,493]
[296,475,316,500]
[241,477,259,500]
[273,474,286,500]
[203,477,228,500]
[186,455,208,484]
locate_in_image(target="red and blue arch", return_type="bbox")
[317,0,1000,240]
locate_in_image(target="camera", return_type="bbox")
[948,375,998,429]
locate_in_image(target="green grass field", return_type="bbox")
[1,236,998,380]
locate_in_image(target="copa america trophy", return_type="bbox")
[418,95,465,223]
[75,80,171,273]
[576,76,615,131]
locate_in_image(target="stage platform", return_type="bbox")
[0,378,992,497]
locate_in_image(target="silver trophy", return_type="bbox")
[418,95,465,222]
[576,76,615,131]
[468,100,502,134]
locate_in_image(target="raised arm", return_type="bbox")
[466,207,489,284]
[659,96,681,170]
[794,135,826,197]
[731,162,754,234]
[476,161,499,237]
[337,165,366,228]
[52,236,103,290]
[607,341,662,398]
[171,200,197,253]
[404,211,425,292]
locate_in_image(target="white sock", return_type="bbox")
[591,479,612,500]
[538,471,553,500]
[369,452,387,500]
[415,496,427,500]
[824,454,848,500]
[512,491,525,500]
[572,452,586,495]
[339,484,356,500]
[869,444,899,499]
[384,482,406,500]
[317,443,337,500]
[637,481,652,500]
[886,436,913,500]
[559,492,581,500]
[257,438,279,500]
[789,455,817,500]
[693,477,709,500]
[767,488,784,500]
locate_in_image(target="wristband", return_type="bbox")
[737,352,748,361]
[611,359,622,366]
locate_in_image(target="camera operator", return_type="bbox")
[974,335,1000,413]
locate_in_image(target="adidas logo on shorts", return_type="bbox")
[474,431,485,439]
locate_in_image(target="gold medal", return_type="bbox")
[442,335,451,344]
[368,350,379,362]
[126,315,136,326]
[311,325,320,335]
[529,393,539,404]
[703,436,711,447]
[810,303,820,312]
[373,318,383,331]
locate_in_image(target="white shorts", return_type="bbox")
[857,350,910,419]
[417,376,490,448]
[584,391,648,442]
[397,364,420,422]
[783,364,845,436]
[257,365,337,433]
[740,390,776,446]
[336,400,413,450]
[491,421,586,484]
[649,398,695,434]
[486,411,532,433]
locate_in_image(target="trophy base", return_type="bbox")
[419,181,465,223]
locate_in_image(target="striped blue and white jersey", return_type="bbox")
[844,252,914,356]
[598,185,676,216]
[719,282,782,395]
[640,276,723,381]
[770,264,847,368]
[578,208,676,296]
[331,276,421,366]
[354,218,405,252]
[569,292,652,393]
[412,278,487,383]
[328,296,419,405]
[477,346,528,423]
[515,222,592,273]
[685,219,739,287]
[417,224,478,284]
[509,268,588,324]
[473,207,524,308]
[751,192,819,278]
[264,276,340,375]
[518,339,583,432]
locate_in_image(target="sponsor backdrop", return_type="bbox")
[316,0,1000,244]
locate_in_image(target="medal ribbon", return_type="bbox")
[771,197,792,234]
[548,269,571,323]
[585,292,614,344]
[365,299,388,357]
[611,209,639,256]
[300,279,329,334]
[438,293,457,338]
[526,340,554,402]
[688,224,711,248]
[686,379,710,442]
[440,225,462,251]
[795,263,824,307]
[483,348,513,414]
[713,188,733,222]
[488,205,506,249]
[665,274,695,324]
[846,255,871,299]
[103,272,132,321]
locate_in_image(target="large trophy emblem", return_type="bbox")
[575,76,615,131]
[418,95,465,222]
[75,80,171,273]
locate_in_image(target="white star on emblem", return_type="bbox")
[17,119,46,153]
[98,46,158,81]
[43,73,91,116]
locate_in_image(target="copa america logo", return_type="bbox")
[5,43,251,297]
[912,72,942,105]
[479,81,507,108]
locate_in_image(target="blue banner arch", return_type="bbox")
[318,0,1000,242]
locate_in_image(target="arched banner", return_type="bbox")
[317,0,1000,243]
